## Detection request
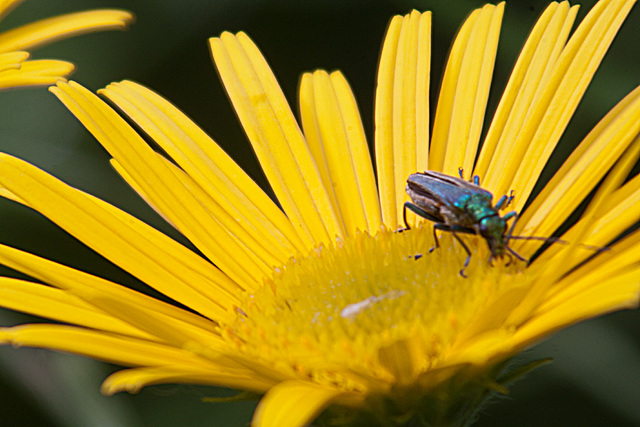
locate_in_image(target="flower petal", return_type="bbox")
[100,80,304,260]
[0,277,153,339]
[475,1,578,181]
[515,85,640,251]
[101,365,276,395]
[0,324,216,369]
[0,59,74,89]
[375,10,431,226]
[0,10,133,53]
[0,0,22,21]
[210,32,341,247]
[0,243,228,331]
[512,268,640,351]
[510,133,640,324]
[485,0,637,207]
[433,3,504,176]
[0,50,28,71]
[51,81,267,287]
[542,238,640,317]
[252,380,361,427]
[530,130,640,274]
[299,70,380,235]
[0,154,240,321]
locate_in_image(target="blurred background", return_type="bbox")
[0,0,639,425]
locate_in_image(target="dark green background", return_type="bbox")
[0,0,639,425]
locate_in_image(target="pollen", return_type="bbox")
[227,225,528,390]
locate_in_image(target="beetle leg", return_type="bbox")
[503,211,519,242]
[494,194,508,210]
[450,230,471,278]
[507,246,528,264]
[458,167,464,179]
[430,224,442,253]
[432,224,471,278]
[403,202,442,231]
[503,251,513,266]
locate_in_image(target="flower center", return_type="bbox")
[227,226,528,390]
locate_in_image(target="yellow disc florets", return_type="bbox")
[227,225,529,392]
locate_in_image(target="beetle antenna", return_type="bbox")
[508,235,607,252]
[509,235,568,244]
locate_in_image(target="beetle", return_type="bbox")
[403,169,525,277]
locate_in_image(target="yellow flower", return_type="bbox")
[0,1,133,89]
[1,1,639,426]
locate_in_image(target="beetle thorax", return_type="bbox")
[461,194,495,222]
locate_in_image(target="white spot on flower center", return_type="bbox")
[340,290,406,320]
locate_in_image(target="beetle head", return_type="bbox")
[479,215,507,258]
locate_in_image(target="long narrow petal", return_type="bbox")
[514,85,640,249]
[485,0,637,207]
[299,70,380,235]
[0,325,217,369]
[0,248,240,359]
[436,3,504,176]
[0,278,153,340]
[0,243,228,330]
[0,0,23,21]
[533,231,640,313]
[210,32,341,247]
[0,59,74,89]
[0,154,240,321]
[51,81,267,287]
[113,151,284,269]
[0,50,27,70]
[475,2,578,181]
[534,134,640,265]
[99,80,304,258]
[510,269,640,352]
[253,380,362,427]
[0,10,133,53]
[102,366,276,395]
[509,130,640,325]
[375,10,431,227]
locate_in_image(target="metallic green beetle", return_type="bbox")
[403,169,524,277]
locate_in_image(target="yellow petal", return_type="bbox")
[0,277,153,340]
[0,154,239,321]
[0,50,28,71]
[437,3,504,176]
[0,0,22,21]
[574,173,640,250]
[541,256,640,318]
[509,132,640,325]
[375,11,431,227]
[0,324,216,369]
[252,380,361,427]
[113,153,284,270]
[488,0,636,207]
[100,80,304,259]
[511,268,640,351]
[0,59,73,89]
[102,365,276,395]
[515,85,640,250]
[533,132,640,267]
[0,243,228,331]
[299,70,380,235]
[210,32,341,247]
[0,10,133,53]
[51,81,266,287]
[475,2,578,182]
